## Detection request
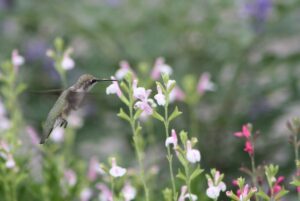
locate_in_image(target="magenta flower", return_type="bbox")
[234,125,251,138]
[272,176,284,194]
[106,76,122,97]
[197,72,215,94]
[234,124,254,156]
[150,57,173,80]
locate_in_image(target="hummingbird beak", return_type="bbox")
[95,78,119,82]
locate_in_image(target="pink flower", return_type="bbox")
[234,124,251,138]
[165,129,178,148]
[151,57,173,80]
[26,126,40,145]
[122,182,137,201]
[115,60,134,79]
[197,72,215,94]
[272,176,284,194]
[186,140,201,163]
[80,188,93,201]
[96,183,113,201]
[106,76,122,97]
[133,81,154,116]
[88,156,100,181]
[61,48,75,70]
[11,49,24,72]
[154,85,166,106]
[206,170,226,199]
[169,86,185,102]
[64,169,77,186]
[244,140,254,155]
[239,184,257,201]
[109,157,126,177]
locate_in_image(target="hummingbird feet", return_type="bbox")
[60,118,68,128]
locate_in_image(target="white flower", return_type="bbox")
[154,85,166,106]
[109,157,126,177]
[122,182,137,201]
[178,186,198,201]
[166,80,176,90]
[151,57,173,80]
[50,127,64,143]
[80,188,93,201]
[186,140,201,163]
[11,49,24,67]
[61,48,75,70]
[67,111,83,128]
[5,154,16,169]
[97,183,113,201]
[106,76,122,97]
[115,60,132,79]
[206,186,221,199]
[165,129,178,147]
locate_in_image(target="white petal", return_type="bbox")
[109,166,127,177]
[122,183,137,201]
[5,155,15,169]
[154,93,166,106]
[106,83,118,95]
[50,127,64,142]
[218,182,226,192]
[80,188,93,201]
[186,149,201,163]
[61,56,75,70]
[184,194,198,201]
[206,186,220,199]
[165,136,175,147]
[160,64,173,75]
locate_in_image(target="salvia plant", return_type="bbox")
[0,37,299,201]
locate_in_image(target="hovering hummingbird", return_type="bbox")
[40,74,117,144]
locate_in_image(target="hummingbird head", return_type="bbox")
[72,74,117,92]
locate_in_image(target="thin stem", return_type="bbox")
[128,82,149,201]
[293,132,300,199]
[184,164,192,201]
[250,136,259,201]
[164,101,177,201]
[110,177,115,200]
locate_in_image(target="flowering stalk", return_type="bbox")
[115,73,150,201]
[153,74,181,200]
[287,118,300,199]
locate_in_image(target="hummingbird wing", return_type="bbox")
[40,89,69,144]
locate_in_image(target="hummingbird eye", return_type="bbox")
[90,79,97,84]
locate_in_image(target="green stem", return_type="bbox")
[110,177,115,200]
[293,132,300,200]
[184,164,192,201]
[250,137,259,201]
[164,102,177,201]
[128,83,149,201]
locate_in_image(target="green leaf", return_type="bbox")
[274,189,289,200]
[190,166,204,181]
[119,95,129,106]
[177,152,187,166]
[162,188,172,201]
[120,82,129,94]
[117,108,130,122]
[256,190,270,201]
[16,83,27,95]
[134,109,143,120]
[168,106,182,122]
[152,111,164,122]
[179,130,188,146]
[290,179,300,186]
[176,169,186,181]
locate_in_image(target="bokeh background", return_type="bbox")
[1,0,300,200]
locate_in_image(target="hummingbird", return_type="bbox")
[40,74,117,144]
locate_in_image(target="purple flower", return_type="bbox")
[151,57,173,80]
[96,183,113,201]
[26,126,40,145]
[133,80,154,116]
[106,76,122,97]
[64,169,77,187]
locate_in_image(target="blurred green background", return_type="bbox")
[1,0,300,198]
